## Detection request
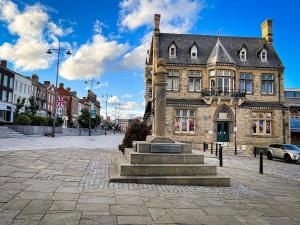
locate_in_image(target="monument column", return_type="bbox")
[147,58,174,143]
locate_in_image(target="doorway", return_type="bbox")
[217,121,229,142]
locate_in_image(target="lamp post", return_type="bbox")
[84,77,100,136]
[102,93,112,136]
[234,103,237,155]
[46,42,71,137]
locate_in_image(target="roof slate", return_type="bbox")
[158,33,284,69]
[166,98,207,106]
[240,101,287,109]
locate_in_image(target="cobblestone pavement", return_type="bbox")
[0,148,299,225]
[0,134,124,151]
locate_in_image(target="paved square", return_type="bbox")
[0,141,299,224]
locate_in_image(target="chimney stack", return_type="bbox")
[261,19,273,45]
[44,81,50,86]
[0,60,7,68]
[31,74,39,82]
[59,83,64,88]
[154,14,161,32]
[67,87,71,91]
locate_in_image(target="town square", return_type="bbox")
[0,0,300,224]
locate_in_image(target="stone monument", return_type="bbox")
[109,59,230,186]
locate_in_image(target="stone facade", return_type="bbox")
[144,14,290,149]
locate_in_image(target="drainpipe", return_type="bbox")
[278,73,281,103]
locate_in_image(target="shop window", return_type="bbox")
[174,109,195,133]
[252,112,272,135]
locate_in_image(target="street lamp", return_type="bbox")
[84,77,100,136]
[102,93,112,136]
[46,42,71,137]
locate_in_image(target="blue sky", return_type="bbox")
[0,0,299,118]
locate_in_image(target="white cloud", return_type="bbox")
[119,0,203,31]
[122,93,134,98]
[121,101,143,110]
[108,95,120,104]
[60,34,129,80]
[0,0,73,71]
[93,20,107,34]
[119,0,205,70]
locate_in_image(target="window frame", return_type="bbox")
[252,112,272,135]
[166,71,180,91]
[261,49,268,62]
[240,48,247,61]
[261,74,274,96]
[188,70,201,92]
[190,45,198,59]
[169,44,176,58]
[174,109,196,134]
[240,73,253,94]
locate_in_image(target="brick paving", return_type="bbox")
[0,147,299,224]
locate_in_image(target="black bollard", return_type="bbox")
[203,142,206,152]
[211,143,213,154]
[215,143,218,157]
[219,146,223,167]
[259,151,263,174]
[254,147,257,158]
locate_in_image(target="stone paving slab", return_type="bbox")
[0,148,299,225]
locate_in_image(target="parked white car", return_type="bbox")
[267,144,300,163]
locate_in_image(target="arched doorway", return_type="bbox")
[214,104,234,142]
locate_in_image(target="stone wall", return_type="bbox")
[8,125,63,135]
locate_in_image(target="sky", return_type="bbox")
[0,0,299,119]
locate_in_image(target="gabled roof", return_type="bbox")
[207,38,236,65]
[157,33,284,69]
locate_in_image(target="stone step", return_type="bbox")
[124,148,204,165]
[109,164,229,187]
[0,126,25,138]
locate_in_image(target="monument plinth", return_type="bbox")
[109,58,230,187]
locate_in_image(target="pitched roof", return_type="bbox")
[158,33,284,69]
[240,101,287,109]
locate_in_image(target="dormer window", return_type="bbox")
[169,44,176,58]
[191,45,198,59]
[240,48,247,61]
[261,49,267,62]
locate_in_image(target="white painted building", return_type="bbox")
[13,73,32,111]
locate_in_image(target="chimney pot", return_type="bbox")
[154,14,161,32]
[59,83,64,88]
[261,19,273,45]
[67,87,71,91]
[31,74,39,82]
[0,60,7,68]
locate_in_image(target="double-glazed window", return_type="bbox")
[240,48,247,61]
[188,71,201,92]
[261,74,274,95]
[240,73,252,94]
[169,44,176,58]
[166,71,179,91]
[174,110,195,133]
[9,78,13,89]
[252,112,271,135]
[2,90,7,101]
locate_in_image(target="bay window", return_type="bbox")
[174,109,195,133]
[166,71,179,91]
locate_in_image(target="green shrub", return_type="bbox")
[55,117,63,127]
[15,114,31,125]
[31,116,47,126]
[118,119,151,153]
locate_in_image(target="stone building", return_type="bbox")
[31,74,48,117]
[144,14,290,149]
[284,88,300,145]
[13,73,32,109]
[0,60,15,123]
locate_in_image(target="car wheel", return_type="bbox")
[284,154,292,163]
[267,152,273,160]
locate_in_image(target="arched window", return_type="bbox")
[191,45,197,59]
[261,49,268,62]
[240,48,247,61]
[169,44,176,58]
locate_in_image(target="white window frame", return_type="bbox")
[166,71,179,91]
[169,44,176,58]
[252,112,272,135]
[188,71,201,92]
[240,48,247,61]
[191,45,198,59]
[261,49,268,62]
